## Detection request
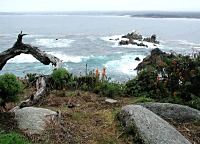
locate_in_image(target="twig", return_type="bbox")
[117,132,124,139]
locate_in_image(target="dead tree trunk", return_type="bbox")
[0,32,62,70]
[3,32,62,112]
[10,75,47,112]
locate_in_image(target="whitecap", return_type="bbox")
[104,54,145,75]
[8,54,39,63]
[47,52,89,63]
[7,52,89,64]
[170,40,200,46]
[34,38,75,48]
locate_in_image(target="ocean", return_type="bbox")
[0,14,200,82]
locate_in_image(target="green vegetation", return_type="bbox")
[50,67,124,98]
[48,54,200,110]
[0,130,31,144]
[126,55,200,110]
[1,54,199,111]
[0,74,23,108]
[132,96,155,104]
[51,68,73,90]
[26,73,36,86]
[93,80,125,98]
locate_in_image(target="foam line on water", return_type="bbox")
[104,54,145,75]
[7,52,90,63]
[34,38,75,48]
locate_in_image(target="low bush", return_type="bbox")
[132,96,155,104]
[0,74,23,108]
[0,130,31,144]
[93,80,125,98]
[74,75,97,91]
[51,68,73,90]
[125,55,200,110]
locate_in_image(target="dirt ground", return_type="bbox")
[0,89,199,144]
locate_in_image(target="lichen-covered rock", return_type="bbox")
[138,102,200,123]
[15,107,58,135]
[119,105,191,144]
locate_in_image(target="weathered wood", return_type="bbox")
[7,32,62,112]
[0,32,62,70]
[9,75,47,112]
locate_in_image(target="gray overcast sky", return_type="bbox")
[0,0,200,12]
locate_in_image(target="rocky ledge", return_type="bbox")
[134,48,173,71]
[118,31,160,47]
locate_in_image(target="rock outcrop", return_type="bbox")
[122,31,143,41]
[118,31,159,47]
[14,107,59,135]
[134,48,171,70]
[138,102,200,123]
[119,105,191,144]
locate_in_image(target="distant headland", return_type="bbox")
[0,11,200,19]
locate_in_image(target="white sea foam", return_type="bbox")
[104,54,145,76]
[8,54,39,63]
[7,52,89,64]
[48,52,89,63]
[34,38,75,48]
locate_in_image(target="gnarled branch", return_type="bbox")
[0,32,62,70]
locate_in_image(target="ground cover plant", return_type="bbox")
[126,54,200,110]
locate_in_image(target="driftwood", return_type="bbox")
[10,75,47,112]
[2,32,61,111]
[0,31,62,70]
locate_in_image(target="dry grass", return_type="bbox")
[0,88,199,144]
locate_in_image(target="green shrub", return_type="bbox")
[0,130,31,144]
[74,75,97,90]
[125,55,200,110]
[93,80,125,98]
[0,74,23,108]
[26,73,36,86]
[125,67,157,97]
[51,68,72,90]
[132,96,155,104]
[113,109,121,120]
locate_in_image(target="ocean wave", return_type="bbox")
[47,52,89,63]
[170,40,200,46]
[104,54,145,75]
[34,38,75,48]
[7,52,89,64]
[8,54,39,63]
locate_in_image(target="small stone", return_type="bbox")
[105,98,118,103]
[135,57,141,61]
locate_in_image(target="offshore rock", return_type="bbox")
[119,31,159,47]
[119,105,191,144]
